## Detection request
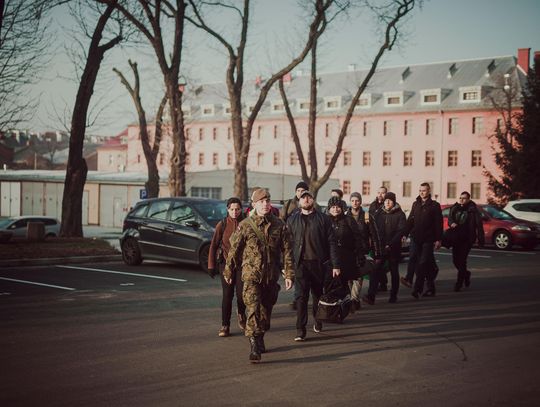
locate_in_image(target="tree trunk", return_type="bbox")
[167,79,186,196]
[60,4,121,237]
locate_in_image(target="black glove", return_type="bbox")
[207,268,219,279]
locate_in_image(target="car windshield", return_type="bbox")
[0,218,14,228]
[192,200,228,228]
[483,205,515,220]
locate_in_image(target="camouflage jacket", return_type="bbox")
[224,213,295,283]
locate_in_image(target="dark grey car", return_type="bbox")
[119,197,228,271]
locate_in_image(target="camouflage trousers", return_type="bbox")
[242,280,280,337]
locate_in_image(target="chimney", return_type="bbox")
[517,48,530,74]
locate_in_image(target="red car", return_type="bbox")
[441,204,540,250]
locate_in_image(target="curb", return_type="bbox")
[0,255,122,268]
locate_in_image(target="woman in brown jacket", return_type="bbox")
[208,197,246,337]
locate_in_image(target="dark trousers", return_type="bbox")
[413,241,437,293]
[452,241,472,286]
[295,260,329,331]
[219,263,246,326]
[405,239,419,283]
[368,256,399,299]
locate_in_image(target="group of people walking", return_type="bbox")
[208,181,485,363]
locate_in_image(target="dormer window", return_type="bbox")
[384,91,403,107]
[223,104,231,116]
[245,102,256,114]
[420,89,441,105]
[355,94,372,109]
[297,99,311,112]
[272,101,285,113]
[201,104,215,116]
[324,96,341,111]
[183,105,192,117]
[459,86,482,103]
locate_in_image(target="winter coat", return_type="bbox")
[329,213,366,280]
[280,197,300,221]
[224,213,294,283]
[370,204,407,258]
[448,200,485,246]
[404,195,443,244]
[346,209,370,253]
[208,214,244,271]
[286,209,340,274]
[369,199,384,216]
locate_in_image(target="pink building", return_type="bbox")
[113,49,533,206]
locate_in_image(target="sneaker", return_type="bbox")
[362,295,375,305]
[294,330,306,341]
[313,321,323,333]
[237,313,247,331]
[400,277,412,288]
[218,325,230,337]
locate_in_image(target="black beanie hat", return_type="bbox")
[385,192,397,205]
[327,196,346,212]
[295,181,309,191]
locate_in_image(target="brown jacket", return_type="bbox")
[208,216,242,271]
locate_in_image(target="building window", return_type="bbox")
[159,153,164,165]
[383,121,392,136]
[472,116,484,134]
[384,91,403,107]
[471,183,481,200]
[198,152,204,166]
[256,152,264,166]
[212,152,218,166]
[186,153,190,165]
[273,125,279,139]
[382,180,391,190]
[449,118,458,135]
[324,97,341,110]
[421,89,441,105]
[342,180,351,194]
[356,94,371,109]
[227,152,232,166]
[223,104,231,115]
[387,96,401,105]
[185,128,191,140]
[404,120,412,136]
[272,102,284,112]
[343,151,352,166]
[290,152,298,166]
[362,181,371,196]
[137,154,141,164]
[426,118,435,135]
[108,154,113,165]
[463,91,479,101]
[227,127,231,140]
[201,104,215,116]
[199,128,204,141]
[459,86,482,103]
[325,151,332,165]
[403,151,413,166]
[273,152,280,166]
[257,125,262,140]
[191,187,222,199]
[425,150,435,166]
[362,151,371,167]
[383,151,391,166]
[424,94,438,103]
[471,150,482,167]
[403,181,412,198]
[325,123,331,138]
[363,121,371,137]
[298,100,310,111]
[447,182,457,199]
[212,127,218,141]
[448,150,458,166]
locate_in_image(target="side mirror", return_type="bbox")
[185,220,200,229]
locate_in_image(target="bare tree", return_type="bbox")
[0,0,66,130]
[60,1,125,237]
[279,0,417,198]
[97,0,187,196]
[113,60,167,198]
[186,0,341,200]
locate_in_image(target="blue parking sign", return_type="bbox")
[140,189,147,199]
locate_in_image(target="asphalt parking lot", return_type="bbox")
[1,247,539,406]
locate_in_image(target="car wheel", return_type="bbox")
[122,237,143,265]
[493,230,513,250]
[198,244,210,273]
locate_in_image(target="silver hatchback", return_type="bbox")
[0,216,61,242]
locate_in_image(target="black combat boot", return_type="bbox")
[249,337,261,362]
[256,335,266,354]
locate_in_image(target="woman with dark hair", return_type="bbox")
[208,197,246,337]
[326,196,366,296]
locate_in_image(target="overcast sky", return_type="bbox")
[26,0,540,136]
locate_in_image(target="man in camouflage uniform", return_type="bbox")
[225,188,295,363]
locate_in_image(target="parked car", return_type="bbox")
[441,204,540,250]
[120,197,228,271]
[503,199,540,224]
[0,216,60,243]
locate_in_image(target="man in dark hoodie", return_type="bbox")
[403,183,443,298]
[362,192,406,304]
[448,191,485,291]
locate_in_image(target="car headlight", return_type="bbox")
[512,225,531,231]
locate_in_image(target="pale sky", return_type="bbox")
[26,0,540,136]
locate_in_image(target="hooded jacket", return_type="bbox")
[370,203,406,258]
[448,200,485,246]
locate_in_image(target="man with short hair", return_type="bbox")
[225,188,294,363]
[280,181,309,221]
[448,191,485,291]
[287,190,340,341]
[331,188,344,199]
[403,183,443,298]
[369,186,388,216]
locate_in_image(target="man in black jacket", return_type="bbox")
[448,191,485,291]
[403,183,443,298]
[287,190,340,341]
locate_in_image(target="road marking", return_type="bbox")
[56,265,188,282]
[471,248,537,255]
[436,252,491,258]
[0,277,75,291]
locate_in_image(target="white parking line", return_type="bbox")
[56,265,187,282]
[0,277,75,291]
[436,252,492,259]
[471,248,537,255]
